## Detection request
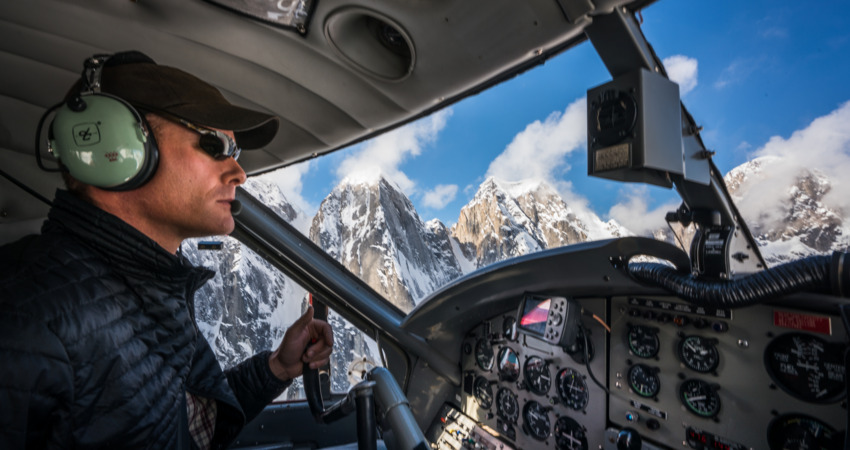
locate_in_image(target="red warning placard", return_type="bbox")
[773,310,832,335]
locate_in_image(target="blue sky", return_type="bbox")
[266,0,850,235]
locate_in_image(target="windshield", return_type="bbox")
[184,0,849,397]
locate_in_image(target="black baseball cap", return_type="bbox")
[74,51,279,150]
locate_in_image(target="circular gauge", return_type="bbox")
[764,333,846,403]
[473,376,494,409]
[475,339,495,371]
[767,414,839,450]
[557,368,589,410]
[524,356,552,395]
[627,325,660,359]
[678,335,720,373]
[496,388,519,423]
[554,416,588,450]
[522,400,551,441]
[678,379,721,418]
[503,316,518,341]
[497,347,521,382]
[627,364,660,398]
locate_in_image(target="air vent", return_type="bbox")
[325,8,415,82]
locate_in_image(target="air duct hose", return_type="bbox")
[629,252,850,309]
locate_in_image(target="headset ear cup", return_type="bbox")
[48,93,157,190]
[118,115,159,191]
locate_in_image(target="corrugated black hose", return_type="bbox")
[628,251,850,309]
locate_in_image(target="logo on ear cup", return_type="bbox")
[72,123,101,146]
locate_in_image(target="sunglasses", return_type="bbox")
[179,119,242,161]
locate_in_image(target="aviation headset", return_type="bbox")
[37,53,160,191]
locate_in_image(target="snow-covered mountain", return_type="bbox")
[185,178,377,397]
[452,177,629,267]
[306,175,629,311]
[725,156,849,264]
[309,175,464,310]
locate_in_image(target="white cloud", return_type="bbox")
[422,184,458,209]
[486,97,586,182]
[607,186,679,236]
[663,55,698,96]
[734,100,850,227]
[336,109,452,193]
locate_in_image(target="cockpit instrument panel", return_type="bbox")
[457,296,608,450]
[446,294,845,450]
[608,296,846,450]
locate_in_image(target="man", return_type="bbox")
[0,51,333,449]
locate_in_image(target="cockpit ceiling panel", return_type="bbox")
[0,0,654,174]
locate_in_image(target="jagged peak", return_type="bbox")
[724,155,781,180]
[475,176,557,200]
[336,172,407,195]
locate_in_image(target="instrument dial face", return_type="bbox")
[497,347,521,382]
[627,325,660,359]
[557,368,589,410]
[473,376,493,409]
[524,355,552,395]
[503,316,518,341]
[554,416,588,450]
[764,332,846,403]
[767,414,838,450]
[475,339,495,371]
[496,388,519,423]
[679,378,721,418]
[678,335,720,373]
[628,363,660,398]
[522,400,551,441]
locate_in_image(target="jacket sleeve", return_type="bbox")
[0,318,74,448]
[224,350,292,422]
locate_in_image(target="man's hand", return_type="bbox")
[268,306,334,381]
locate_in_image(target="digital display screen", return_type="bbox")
[518,296,550,336]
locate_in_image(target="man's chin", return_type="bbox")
[193,217,236,239]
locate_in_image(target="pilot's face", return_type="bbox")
[130,115,246,252]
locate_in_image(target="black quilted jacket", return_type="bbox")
[0,190,291,449]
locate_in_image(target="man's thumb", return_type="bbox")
[293,305,314,330]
